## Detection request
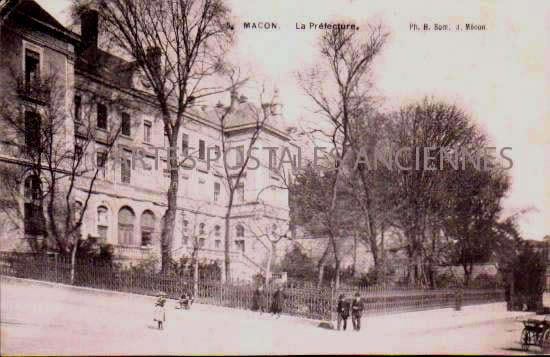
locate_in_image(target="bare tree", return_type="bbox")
[73,0,238,273]
[296,25,388,287]
[0,65,127,283]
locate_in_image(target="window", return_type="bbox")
[236,224,244,238]
[24,111,40,149]
[215,240,221,249]
[74,96,81,122]
[97,206,108,242]
[118,206,135,245]
[235,145,245,166]
[215,225,221,237]
[121,112,131,136]
[96,152,107,178]
[235,182,244,203]
[235,240,245,253]
[121,149,132,183]
[144,121,151,143]
[141,210,155,247]
[199,139,205,160]
[199,223,205,235]
[199,238,206,248]
[24,175,44,236]
[214,182,220,202]
[214,145,221,157]
[181,134,189,155]
[25,49,40,92]
[97,103,107,130]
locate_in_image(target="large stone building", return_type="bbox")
[0,0,296,281]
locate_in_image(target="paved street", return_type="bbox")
[0,278,545,355]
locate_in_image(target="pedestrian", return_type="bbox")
[179,290,193,310]
[270,286,284,318]
[252,285,265,314]
[337,294,350,331]
[153,293,166,330]
[351,292,364,331]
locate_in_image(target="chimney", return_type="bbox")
[146,47,162,76]
[80,9,99,63]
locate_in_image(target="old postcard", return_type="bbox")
[0,0,548,355]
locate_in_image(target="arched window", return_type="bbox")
[23,175,44,235]
[141,210,155,247]
[236,224,244,238]
[214,225,221,237]
[118,206,135,245]
[199,223,205,235]
[97,206,109,242]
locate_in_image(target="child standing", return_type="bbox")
[154,294,166,330]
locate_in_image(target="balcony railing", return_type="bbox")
[16,79,50,105]
[112,244,154,260]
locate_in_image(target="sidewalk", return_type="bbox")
[353,302,537,337]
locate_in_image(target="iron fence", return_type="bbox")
[0,252,504,321]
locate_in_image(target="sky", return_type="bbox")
[37,0,549,240]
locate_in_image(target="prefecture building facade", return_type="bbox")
[0,0,296,281]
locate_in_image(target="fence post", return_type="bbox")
[54,253,58,283]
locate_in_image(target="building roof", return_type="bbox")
[2,0,78,42]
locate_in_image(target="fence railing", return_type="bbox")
[0,252,505,321]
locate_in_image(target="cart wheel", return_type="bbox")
[521,329,530,351]
[541,329,550,350]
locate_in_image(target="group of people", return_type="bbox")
[152,289,195,330]
[251,285,285,318]
[337,292,364,331]
[153,287,365,332]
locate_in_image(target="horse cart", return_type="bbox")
[520,317,550,351]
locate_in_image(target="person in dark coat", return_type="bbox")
[351,292,364,331]
[271,287,285,318]
[252,285,266,313]
[337,294,350,331]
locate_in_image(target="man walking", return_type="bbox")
[336,294,350,331]
[351,292,364,331]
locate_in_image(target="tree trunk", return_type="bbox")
[317,245,330,288]
[265,245,273,288]
[318,264,325,288]
[334,261,341,289]
[463,264,473,287]
[193,248,199,297]
[224,202,233,283]
[70,237,78,285]
[160,138,180,274]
